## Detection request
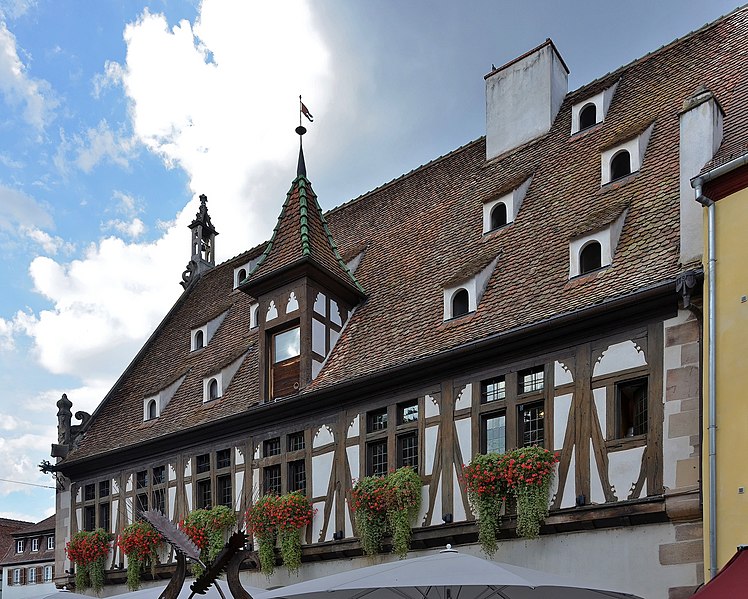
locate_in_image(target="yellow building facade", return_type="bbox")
[694,158,748,578]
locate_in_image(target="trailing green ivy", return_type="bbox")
[180,506,236,577]
[351,467,422,558]
[463,452,509,556]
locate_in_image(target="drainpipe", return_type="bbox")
[692,152,748,578]
[693,183,717,578]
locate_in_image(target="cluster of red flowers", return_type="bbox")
[463,447,560,497]
[117,522,162,562]
[65,530,111,567]
[350,476,393,514]
[179,518,208,549]
[245,492,315,536]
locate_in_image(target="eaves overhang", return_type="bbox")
[56,279,684,479]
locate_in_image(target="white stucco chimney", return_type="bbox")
[679,86,723,265]
[485,39,569,161]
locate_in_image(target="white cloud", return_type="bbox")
[118,1,331,258]
[102,217,145,239]
[0,18,56,129]
[23,227,74,254]
[0,316,16,350]
[0,427,57,497]
[92,59,123,98]
[0,183,52,230]
[55,119,138,174]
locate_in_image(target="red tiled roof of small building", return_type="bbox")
[63,6,748,463]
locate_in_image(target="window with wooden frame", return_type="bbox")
[152,465,167,514]
[269,325,301,399]
[364,400,421,476]
[616,378,648,439]
[255,430,308,497]
[79,479,111,531]
[43,566,53,582]
[98,480,110,532]
[194,453,212,509]
[28,566,36,584]
[215,449,232,509]
[16,539,24,553]
[477,365,549,454]
[311,291,347,379]
[47,535,55,550]
[12,568,21,585]
[31,538,39,552]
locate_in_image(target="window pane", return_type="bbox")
[152,489,166,514]
[136,470,148,489]
[367,440,388,476]
[216,475,232,508]
[398,401,418,424]
[196,454,211,474]
[264,437,281,457]
[263,465,281,495]
[99,502,110,532]
[84,484,95,501]
[152,465,166,485]
[274,327,300,363]
[519,367,544,394]
[484,414,506,453]
[397,433,418,469]
[520,403,545,447]
[84,506,96,531]
[216,449,231,469]
[99,480,110,498]
[196,480,212,509]
[288,460,306,493]
[367,408,387,432]
[136,493,148,515]
[482,376,506,402]
[312,317,326,355]
[617,379,648,438]
[288,431,305,452]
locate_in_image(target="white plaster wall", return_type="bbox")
[452,466,467,522]
[168,488,176,519]
[205,310,227,344]
[347,415,359,438]
[234,472,243,510]
[679,96,722,264]
[184,460,191,478]
[313,426,334,448]
[266,300,277,321]
[311,501,325,542]
[312,452,334,497]
[554,361,573,386]
[346,445,359,481]
[424,425,439,476]
[323,498,336,542]
[454,384,472,411]
[429,477,443,526]
[609,445,646,501]
[455,417,471,467]
[561,452,577,508]
[553,393,572,450]
[125,474,133,492]
[594,339,647,377]
[184,484,192,512]
[286,291,299,313]
[593,387,606,431]
[424,394,439,418]
[589,439,605,504]
[416,485,430,527]
[344,499,353,537]
[168,464,176,482]
[235,447,244,466]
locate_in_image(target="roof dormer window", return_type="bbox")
[490,203,507,230]
[482,177,532,233]
[579,241,603,274]
[190,310,228,351]
[610,150,631,181]
[208,378,220,401]
[144,397,159,421]
[443,257,498,320]
[202,353,246,403]
[233,255,262,289]
[570,80,618,134]
[578,103,597,130]
[569,209,627,278]
[451,289,470,318]
[600,123,653,186]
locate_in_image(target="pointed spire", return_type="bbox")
[295,125,307,177]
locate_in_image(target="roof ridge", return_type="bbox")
[567,5,748,100]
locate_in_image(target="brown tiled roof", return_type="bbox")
[0,517,54,567]
[0,519,33,567]
[243,176,363,296]
[63,6,748,463]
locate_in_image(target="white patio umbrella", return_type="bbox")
[260,547,642,599]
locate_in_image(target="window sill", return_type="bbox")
[606,434,647,452]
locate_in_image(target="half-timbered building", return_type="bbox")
[49,8,748,599]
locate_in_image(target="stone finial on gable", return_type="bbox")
[181,194,219,288]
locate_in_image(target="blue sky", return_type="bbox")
[0,0,739,523]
